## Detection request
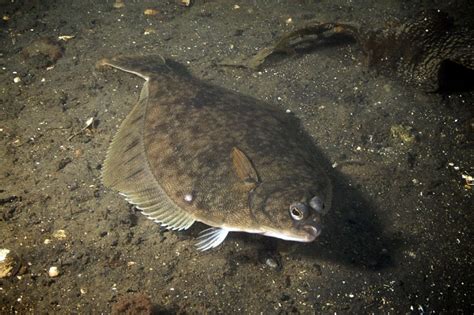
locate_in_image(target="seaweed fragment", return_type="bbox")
[220,22,344,69]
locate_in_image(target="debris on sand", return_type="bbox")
[178,0,192,7]
[113,0,125,9]
[0,249,21,278]
[462,173,473,190]
[221,22,339,70]
[52,229,67,240]
[48,266,60,278]
[111,293,153,315]
[21,37,64,69]
[390,124,416,145]
[68,117,95,141]
[143,9,159,16]
[228,10,474,92]
[58,35,75,42]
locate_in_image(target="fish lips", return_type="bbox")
[302,223,322,242]
[261,222,322,242]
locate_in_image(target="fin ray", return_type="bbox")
[195,228,229,251]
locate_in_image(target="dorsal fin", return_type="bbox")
[101,61,195,231]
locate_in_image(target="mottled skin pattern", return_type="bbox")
[144,71,330,229]
[101,56,332,240]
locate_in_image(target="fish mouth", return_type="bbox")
[259,224,321,242]
[302,224,321,242]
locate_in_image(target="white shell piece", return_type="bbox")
[184,193,193,202]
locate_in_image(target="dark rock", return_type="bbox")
[57,157,72,171]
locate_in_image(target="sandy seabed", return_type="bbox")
[0,0,472,313]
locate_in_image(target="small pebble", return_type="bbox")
[144,9,159,16]
[52,229,67,240]
[265,257,278,269]
[143,27,156,35]
[13,77,21,83]
[383,84,392,92]
[0,248,19,279]
[48,266,59,277]
[0,249,10,262]
[113,0,124,8]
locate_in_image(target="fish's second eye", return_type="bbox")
[289,203,307,221]
[309,196,327,214]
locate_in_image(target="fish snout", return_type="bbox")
[300,212,322,241]
[288,199,324,242]
[302,223,322,241]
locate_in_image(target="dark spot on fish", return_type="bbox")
[124,138,140,153]
[125,168,144,180]
[124,153,141,165]
[130,114,144,125]
[120,131,133,141]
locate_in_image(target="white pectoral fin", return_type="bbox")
[195,228,229,251]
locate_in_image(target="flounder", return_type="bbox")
[99,55,332,250]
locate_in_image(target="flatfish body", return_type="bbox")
[99,55,332,250]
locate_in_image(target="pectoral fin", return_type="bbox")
[231,147,259,186]
[195,228,229,251]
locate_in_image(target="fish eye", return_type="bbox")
[289,203,307,221]
[309,196,326,214]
